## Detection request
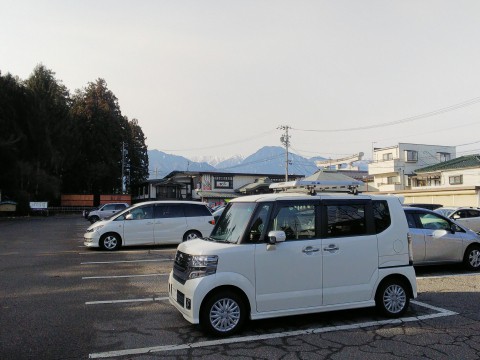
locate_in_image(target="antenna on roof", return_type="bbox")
[269,180,363,195]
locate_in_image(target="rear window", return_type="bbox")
[155,204,184,218]
[326,204,366,237]
[184,204,211,217]
[373,200,391,233]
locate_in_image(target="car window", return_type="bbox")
[184,204,211,217]
[270,203,315,241]
[102,204,115,211]
[373,200,391,233]
[129,205,154,220]
[246,204,272,243]
[155,204,184,218]
[115,204,126,210]
[467,210,480,218]
[405,213,417,228]
[418,213,450,230]
[326,204,366,238]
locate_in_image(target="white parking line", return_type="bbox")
[79,249,176,255]
[82,273,169,280]
[88,300,458,359]
[81,259,173,265]
[86,296,169,305]
[417,273,480,280]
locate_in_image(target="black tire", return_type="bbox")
[89,216,99,224]
[463,245,480,271]
[100,233,121,251]
[183,230,201,242]
[200,290,246,337]
[375,279,409,318]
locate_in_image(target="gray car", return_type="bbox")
[404,207,480,270]
[435,207,480,233]
[87,203,130,223]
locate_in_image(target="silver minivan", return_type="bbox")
[84,201,215,251]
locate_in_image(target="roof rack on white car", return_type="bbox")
[269,179,363,195]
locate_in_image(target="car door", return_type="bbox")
[405,211,426,263]
[154,204,187,244]
[254,201,322,312]
[321,201,379,305]
[451,210,473,232]
[122,205,155,245]
[417,212,464,263]
[184,203,215,237]
[465,209,480,233]
[100,204,117,219]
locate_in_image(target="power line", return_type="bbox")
[291,97,480,133]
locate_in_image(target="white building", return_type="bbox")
[368,143,456,192]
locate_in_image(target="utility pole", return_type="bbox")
[278,125,291,181]
[121,142,125,193]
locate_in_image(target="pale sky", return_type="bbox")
[2,0,480,162]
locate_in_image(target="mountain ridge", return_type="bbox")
[147,146,368,179]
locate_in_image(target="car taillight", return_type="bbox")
[209,219,215,225]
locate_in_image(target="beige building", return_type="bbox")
[368,154,480,208]
[368,143,456,192]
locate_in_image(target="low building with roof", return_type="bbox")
[133,171,303,207]
[375,154,480,207]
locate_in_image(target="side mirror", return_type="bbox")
[453,214,460,219]
[125,213,133,220]
[450,224,456,234]
[268,230,286,244]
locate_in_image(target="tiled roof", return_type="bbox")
[415,154,480,173]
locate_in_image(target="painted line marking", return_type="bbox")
[88,300,457,359]
[81,259,173,265]
[86,296,169,305]
[82,273,169,280]
[79,249,176,255]
[417,273,480,280]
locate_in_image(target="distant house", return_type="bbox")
[403,154,480,207]
[369,143,456,192]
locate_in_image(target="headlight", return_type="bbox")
[86,224,104,233]
[187,255,218,279]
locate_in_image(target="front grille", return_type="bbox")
[173,250,190,285]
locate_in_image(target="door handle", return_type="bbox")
[323,244,339,252]
[302,246,320,254]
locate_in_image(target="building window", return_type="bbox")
[437,152,451,162]
[382,153,393,161]
[387,176,397,185]
[449,175,463,185]
[405,150,418,162]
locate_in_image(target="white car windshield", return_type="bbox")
[435,208,456,217]
[209,203,257,243]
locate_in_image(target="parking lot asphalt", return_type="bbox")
[1,216,480,359]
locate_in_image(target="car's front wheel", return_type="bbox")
[183,230,201,241]
[89,216,99,224]
[100,233,121,251]
[375,278,409,317]
[200,290,246,337]
[463,245,480,271]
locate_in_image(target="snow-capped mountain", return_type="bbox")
[147,146,366,179]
